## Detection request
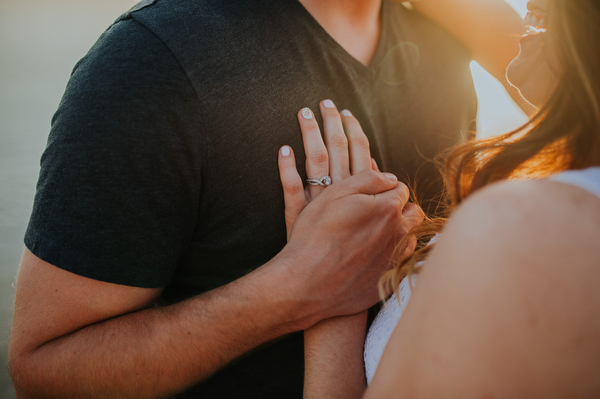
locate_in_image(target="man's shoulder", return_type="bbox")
[121,0,288,37]
[110,0,296,75]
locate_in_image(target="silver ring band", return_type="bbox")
[306,176,332,187]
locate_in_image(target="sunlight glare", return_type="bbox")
[472,0,529,138]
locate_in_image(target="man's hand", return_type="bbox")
[9,173,419,399]
[282,169,422,323]
[277,101,424,325]
[9,101,422,399]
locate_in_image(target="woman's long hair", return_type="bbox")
[381,0,600,295]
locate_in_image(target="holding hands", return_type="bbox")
[276,100,424,398]
[279,100,379,235]
[276,100,424,323]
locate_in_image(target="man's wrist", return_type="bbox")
[244,249,321,334]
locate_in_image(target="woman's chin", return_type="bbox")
[508,60,558,109]
[507,57,539,108]
[506,34,560,110]
[506,57,527,93]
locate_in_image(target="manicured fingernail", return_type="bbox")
[323,99,335,109]
[301,108,313,119]
[384,173,397,182]
[281,146,291,157]
[341,109,352,117]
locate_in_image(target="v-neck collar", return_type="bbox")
[289,0,391,76]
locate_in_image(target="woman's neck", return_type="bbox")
[299,0,382,66]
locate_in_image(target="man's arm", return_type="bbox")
[10,249,291,398]
[279,102,424,399]
[9,170,410,399]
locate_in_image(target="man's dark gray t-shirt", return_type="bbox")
[25,0,476,397]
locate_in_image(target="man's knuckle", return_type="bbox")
[382,198,402,218]
[395,183,409,201]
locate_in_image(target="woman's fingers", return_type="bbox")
[340,110,372,175]
[298,107,329,200]
[279,145,309,239]
[320,100,350,182]
[296,102,376,206]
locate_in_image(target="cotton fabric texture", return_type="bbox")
[25,0,476,396]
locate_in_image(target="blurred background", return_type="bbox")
[0,0,528,397]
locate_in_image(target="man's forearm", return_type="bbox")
[11,171,416,398]
[11,258,306,399]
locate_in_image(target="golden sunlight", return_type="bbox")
[473,0,529,138]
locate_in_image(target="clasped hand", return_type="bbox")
[277,100,424,325]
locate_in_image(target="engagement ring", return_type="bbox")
[306,176,332,187]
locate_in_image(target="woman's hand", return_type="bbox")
[278,100,378,398]
[277,100,424,312]
[277,100,424,398]
[278,100,379,238]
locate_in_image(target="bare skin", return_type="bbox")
[288,109,600,398]
[9,1,537,397]
[8,2,416,397]
[365,180,600,398]
[507,0,560,108]
[299,0,381,66]
[9,168,416,398]
[412,0,536,115]
[290,2,537,397]
[279,101,423,399]
[293,2,600,398]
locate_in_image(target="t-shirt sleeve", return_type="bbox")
[24,18,203,287]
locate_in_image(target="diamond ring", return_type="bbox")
[306,176,332,187]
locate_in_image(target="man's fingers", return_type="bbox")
[340,110,372,175]
[325,169,401,199]
[278,145,308,239]
[320,100,350,182]
[371,158,380,172]
[298,107,328,200]
[399,202,425,240]
[394,203,425,260]
[402,203,426,227]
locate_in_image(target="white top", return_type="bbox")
[363,275,417,384]
[363,167,600,385]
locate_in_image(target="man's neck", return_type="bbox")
[299,0,382,67]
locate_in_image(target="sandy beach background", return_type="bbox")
[0,1,138,396]
[0,0,526,396]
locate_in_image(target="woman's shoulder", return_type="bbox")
[432,173,600,346]
[433,170,600,278]
[430,173,600,355]
[365,174,600,397]
[438,174,600,277]
[452,173,600,243]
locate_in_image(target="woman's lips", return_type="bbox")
[520,25,546,45]
[522,7,547,46]
[520,32,540,44]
